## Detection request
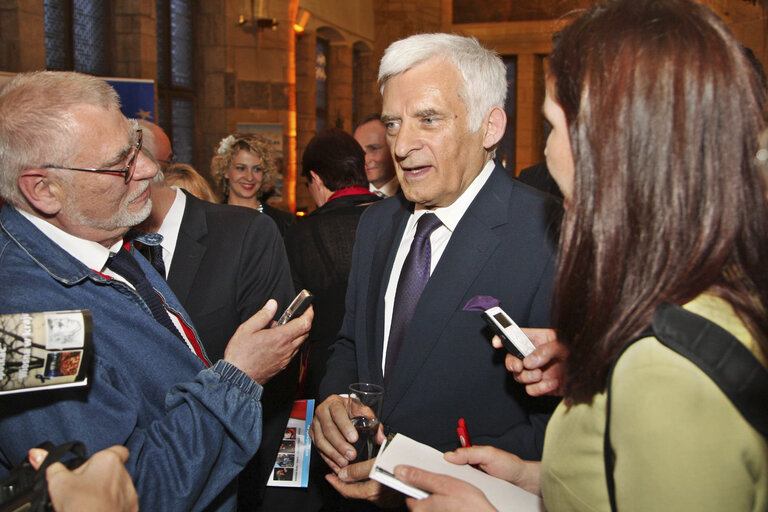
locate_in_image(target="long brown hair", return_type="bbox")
[549,0,768,404]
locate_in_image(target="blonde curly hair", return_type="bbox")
[210,133,277,198]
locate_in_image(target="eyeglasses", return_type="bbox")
[158,152,177,167]
[43,129,143,184]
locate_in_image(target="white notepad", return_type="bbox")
[369,434,544,511]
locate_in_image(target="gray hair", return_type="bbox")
[0,71,120,208]
[378,33,507,133]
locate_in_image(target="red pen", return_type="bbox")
[457,418,479,469]
[457,418,472,447]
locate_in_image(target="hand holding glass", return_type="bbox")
[347,382,384,463]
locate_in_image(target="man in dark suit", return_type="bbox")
[138,121,298,511]
[310,34,559,508]
[353,115,400,198]
[517,161,564,199]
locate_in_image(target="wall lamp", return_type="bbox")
[293,8,310,33]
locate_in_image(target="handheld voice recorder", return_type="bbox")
[481,306,536,359]
[276,289,314,326]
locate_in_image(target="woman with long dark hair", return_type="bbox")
[394,1,768,510]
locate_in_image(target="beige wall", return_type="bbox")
[0,0,45,72]
[0,0,765,208]
[198,0,377,211]
[453,0,767,174]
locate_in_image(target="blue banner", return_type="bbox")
[105,78,155,122]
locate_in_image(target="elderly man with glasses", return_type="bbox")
[0,71,312,512]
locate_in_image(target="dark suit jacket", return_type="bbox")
[517,162,563,199]
[284,192,378,400]
[165,190,296,508]
[262,202,296,238]
[320,164,560,461]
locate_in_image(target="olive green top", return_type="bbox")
[541,295,767,512]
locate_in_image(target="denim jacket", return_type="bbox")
[0,206,263,511]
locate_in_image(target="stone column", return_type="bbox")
[354,47,379,123]
[194,0,228,178]
[326,42,353,132]
[113,0,157,79]
[295,30,316,212]
[0,0,46,72]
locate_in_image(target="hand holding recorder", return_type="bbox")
[224,292,314,385]
[483,306,567,397]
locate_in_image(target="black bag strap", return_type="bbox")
[0,441,87,512]
[604,302,768,511]
[32,441,88,512]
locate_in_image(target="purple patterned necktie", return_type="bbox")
[385,213,443,382]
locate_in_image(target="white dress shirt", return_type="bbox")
[20,208,121,279]
[155,187,186,278]
[381,159,495,373]
[19,206,197,355]
[369,175,400,198]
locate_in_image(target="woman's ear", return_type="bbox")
[482,106,507,150]
[17,169,65,215]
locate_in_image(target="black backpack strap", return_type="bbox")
[651,303,768,437]
[604,302,768,512]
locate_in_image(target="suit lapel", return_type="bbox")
[381,165,512,419]
[366,198,411,385]
[166,192,208,305]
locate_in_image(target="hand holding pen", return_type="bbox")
[456,418,478,468]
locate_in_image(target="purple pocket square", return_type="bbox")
[463,295,500,311]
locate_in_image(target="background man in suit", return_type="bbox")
[309,33,559,508]
[136,119,174,172]
[517,161,564,200]
[137,120,300,511]
[353,115,399,198]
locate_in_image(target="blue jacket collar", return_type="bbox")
[0,206,159,286]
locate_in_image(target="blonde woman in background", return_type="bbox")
[211,133,295,236]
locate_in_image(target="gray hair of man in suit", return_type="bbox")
[376,33,508,210]
[137,119,174,172]
[135,132,177,234]
[378,33,507,135]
